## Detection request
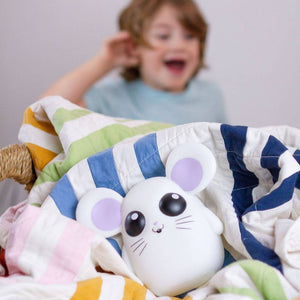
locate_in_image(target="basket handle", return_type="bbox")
[0,144,36,191]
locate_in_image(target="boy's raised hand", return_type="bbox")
[40,32,140,105]
[98,31,139,71]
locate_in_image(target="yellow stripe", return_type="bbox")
[26,143,57,171]
[70,277,102,300]
[122,277,191,300]
[123,277,147,300]
[23,107,57,135]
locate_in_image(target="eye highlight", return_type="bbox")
[125,211,146,237]
[159,193,186,217]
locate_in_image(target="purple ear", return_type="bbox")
[91,198,122,231]
[76,188,123,237]
[171,158,203,191]
[166,143,216,193]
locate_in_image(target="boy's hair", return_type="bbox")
[118,0,208,81]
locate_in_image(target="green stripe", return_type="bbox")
[52,108,92,133]
[34,163,62,184]
[219,287,261,300]
[128,121,172,134]
[34,122,172,186]
[114,118,132,123]
[238,260,287,300]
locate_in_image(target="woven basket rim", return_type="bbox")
[0,144,36,191]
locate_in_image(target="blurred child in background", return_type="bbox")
[42,0,227,125]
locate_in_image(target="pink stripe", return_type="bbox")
[5,205,40,275]
[39,219,96,284]
[0,200,27,231]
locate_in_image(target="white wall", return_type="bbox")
[200,0,300,128]
[1,0,299,148]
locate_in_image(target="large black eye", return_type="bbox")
[159,193,186,216]
[125,211,145,237]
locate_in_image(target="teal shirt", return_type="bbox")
[84,78,226,125]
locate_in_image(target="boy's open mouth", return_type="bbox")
[164,59,186,74]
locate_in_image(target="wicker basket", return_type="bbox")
[0,144,36,191]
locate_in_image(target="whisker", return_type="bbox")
[133,240,145,252]
[176,227,192,230]
[176,220,195,225]
[130,238,144,248]
[139,243,148,256]
[175,215,192,222]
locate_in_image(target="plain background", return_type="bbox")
[0,0,300,212]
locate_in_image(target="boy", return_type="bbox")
[41,0,226,124]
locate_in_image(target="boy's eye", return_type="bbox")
[184,33,196,40]
[155,33,170,40]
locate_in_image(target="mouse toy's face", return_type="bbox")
[76,143,224,297]
[122,178,193,256]
[122,178,203,255]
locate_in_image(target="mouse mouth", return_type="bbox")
[164,59,186,73]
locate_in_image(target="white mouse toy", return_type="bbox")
[76,143,224,296]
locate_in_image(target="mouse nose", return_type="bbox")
[152,221,164,233]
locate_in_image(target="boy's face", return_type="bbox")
[137,4,200,93]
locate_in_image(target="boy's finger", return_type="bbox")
[108,31,132,43]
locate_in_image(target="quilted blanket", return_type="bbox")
[0,96,300,299]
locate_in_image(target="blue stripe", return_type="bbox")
[239,223,283,272]
[87,148,125,196]
[294,149,300,163]
[261,135,287,183]
[108,238,122,255]
[293,149,300,189]
[222,249,236,267]
[244,173,298,214]
[221,125,282,272]
[245,136,297,212]
[220,125,259,215]
[50,174,78,219]
[134,133,165,179]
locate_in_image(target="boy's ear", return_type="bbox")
[76,188,123,238]
[165,143,216,193]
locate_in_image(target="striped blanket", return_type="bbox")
[0,96,300,299]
